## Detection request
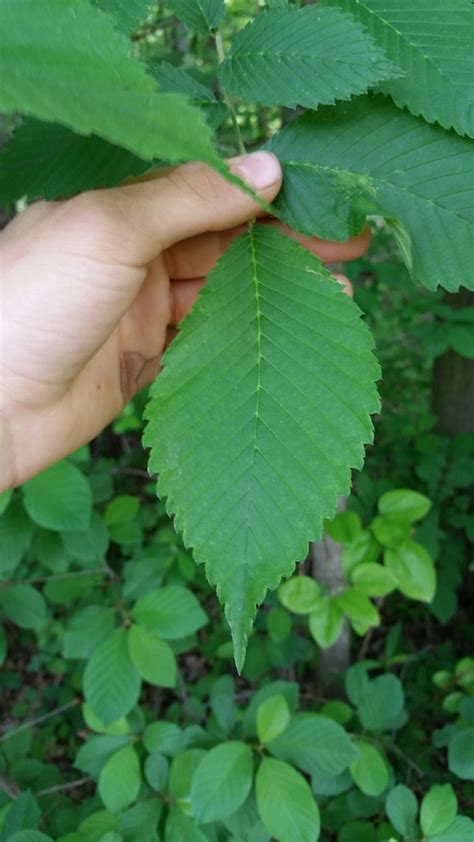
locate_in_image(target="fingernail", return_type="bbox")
[230,151,281,190]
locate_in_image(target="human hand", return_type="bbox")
[0,152,370,489]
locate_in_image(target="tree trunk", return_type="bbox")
[432,290,474,436]
[310,498,351,693]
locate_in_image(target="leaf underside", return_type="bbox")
[322,0,474,138]
[219,5,402,109]
[144,226,379,669]
[0,0,218,167]
[266,95,474,293]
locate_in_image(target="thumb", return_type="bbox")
[75,151,282,265]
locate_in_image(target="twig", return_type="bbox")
[0,699,81,741]
[35,777,90,798]
[214,29,246,156]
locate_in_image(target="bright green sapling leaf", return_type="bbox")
[321,0,474,138]
[165,808,208,842]
[8,833,53,842]
[127,624,177,687]
[350,741,389,796]
[420,784,457,837]
[378,488,431,523]
[219,5,401,109]
[256,758,320,842]
[267,95,474,292]
[98,745,141,814]
[190,741,253,823]
[0,0,218,167]
[267,714,358,778]
[278,576,320,614]
[169,0,225,34]
[0,488,12,516]
[384,539,436,602]
[83,628,141,725]
[309,595,345,649]
[132,585,208,639]
[427,817,474,842]
[144,225,379,668]
[23,461,92,531]
[257,695,290,744]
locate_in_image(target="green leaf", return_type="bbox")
[267,714,358,778]
[0,501,34,579]
[132,586,208,639]
[324,510,362,543]
[378,489,432,523]
[428,817,474,842]
[448,728,474,780]
[143,722,185,756]
[2,791,41,837]
[8,834,53,842]
[144,751,169,792]
[191,741,253,823]
[384,539,436,602]
[83,629,141,725]
[127,624,177,687]
[219,6,400,108]
[350,563,397,597]
[63,606,116,660]
[357,675,404,732]
[144,225,379,669]
[75,735,132,778]
[0,489,12,516]
[0,0,218,167]
[420,784,457,836]
[256,757,320,842]
[386,785,418,838]
[169,0,225,33]
[267,95,474,293]
[371,515,410,548]
[447,324,474,357]
[257,695,290,745]
[165,809,208,842]
[169,749,206,801]
[104,496,140,527]
[0,119,151,204]
[242,682,299,738]
[0,586,46,630]
[350,741,389,796]
[335,588,380,630]
[278,576,320,614]
[321,0,474,138]
[82,703,129,737]
[152,62,228,130]
[23,461,92,532]
[309,595,345,649]
[92,0,151,33]
[99,745,141,814]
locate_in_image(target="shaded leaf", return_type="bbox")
[23,461,92,532]
[191,741,253,823]
[256,758,320,842]
[83,629,141,725]
[169,0,225,33]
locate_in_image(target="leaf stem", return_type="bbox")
[214,29,246,156]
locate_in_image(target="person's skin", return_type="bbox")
[0,151,370,491]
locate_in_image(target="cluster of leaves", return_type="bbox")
[1,0,474,660]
